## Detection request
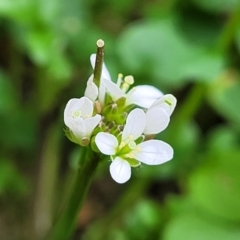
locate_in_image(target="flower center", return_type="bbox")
[128,141,136,149]
[72,110,82,119]
[117,137,141,160]
[72,109,91,120]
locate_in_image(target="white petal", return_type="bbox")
[110,157,131,184]
[64,98,80,118]
[79,97,94,116]
[103,78,124,101]
[95,132,118,155]
[66,117,86,140]
[150,94,177,116]
[144,108,170,135]
[84,114,101,137]
[64,97,93,122]
[126,85,163,108]
[122,109,146,141]
[84,75,98,101]
[64,98,85,127]
[135,140,173,165]
[90,54,111,80]
[64,99,76,126]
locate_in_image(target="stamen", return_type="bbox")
[119,142,126,149]
[135,147,141,153]
[127,87,136,97]
[129,135,133,140]
[117,73,123,87]
[124,75,134,85]
[121,83,129,92]
[127,153,134,159]
[72,110,81,118]
[120,75,134,93]
[165,99,172,106]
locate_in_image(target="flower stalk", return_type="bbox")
[46,147,101,240]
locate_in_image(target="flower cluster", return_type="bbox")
[64,40,176,183]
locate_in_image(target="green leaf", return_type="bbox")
[188,149,240,221]
[206,125,240,152]
[137,121,200,179]
[25,29,56,65]
[0,0,37,23]
[117,19,225,87]
[208,76,240,124]
[163,213,240,240]
[191,0,239,13]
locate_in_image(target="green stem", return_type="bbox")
[46,148,100,240]
[83,178,150,240]
[93,39,105,87]
[172,83,206,128]
[216,4,240,54]
[171,4,240,130]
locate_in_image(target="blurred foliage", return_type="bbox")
[0,0,240,239]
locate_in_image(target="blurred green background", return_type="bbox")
[1,0,240,239]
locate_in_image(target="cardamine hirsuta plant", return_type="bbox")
[64,39,176,183]
[47,39,176,240]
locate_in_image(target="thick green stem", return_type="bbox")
[46,148,100,240]
[93,39,105,87]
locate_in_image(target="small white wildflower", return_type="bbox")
[150,94,177,116]
[90,54,163,108]
[95,108,173,183]
[64,97,101,146]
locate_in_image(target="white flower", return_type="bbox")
[95,108,173,183]
[143,94,177,135]
[64,97,101,145]
[144,107,170,135]
[150,94,177,116]
[125,85,164,109]
[90,54,163,108]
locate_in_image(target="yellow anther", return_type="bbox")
[119,142,126,149]
[118,73,123,79]
[129,135,133,140]
[128,153,134,159]
[136,147,141,153]
[72,110,81,118]
[124,75,134,85]
[84,114,90,119]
